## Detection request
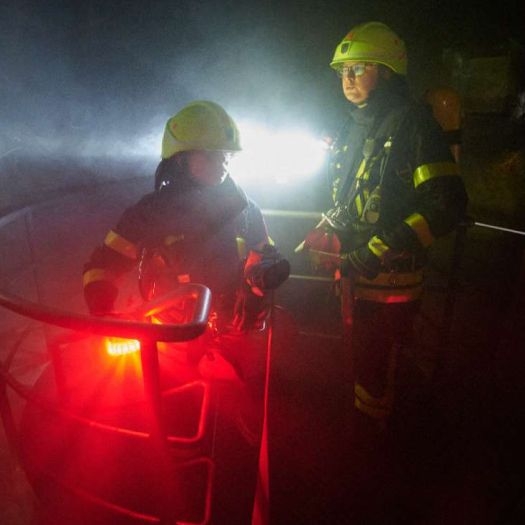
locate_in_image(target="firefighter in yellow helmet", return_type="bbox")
[84,100,288,325]
[305,22,468,433]
[82,100,290,522]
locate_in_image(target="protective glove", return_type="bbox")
[243,245,290,297]
[300,225,341,272]
[231,245,290,332]
[232,283,268,332]
[84,280,118,316]
[341,244,382,280]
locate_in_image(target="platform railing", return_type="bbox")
[0,283,213,525]
[1,202,217,523]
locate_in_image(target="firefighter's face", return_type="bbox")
[340,61,379,106]
[187,150,231,186]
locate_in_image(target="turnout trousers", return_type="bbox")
[347,299,420,422]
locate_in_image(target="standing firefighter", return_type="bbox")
[304,22,467,430]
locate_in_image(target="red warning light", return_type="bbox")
[105,337,141,356]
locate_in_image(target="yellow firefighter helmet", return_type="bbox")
[330,21,407,76]
[161,100,241,159]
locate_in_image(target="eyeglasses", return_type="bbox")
[335,63,373,79]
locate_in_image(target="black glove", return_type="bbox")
[341,244,382,280]
[231,245,289,332]
[243,245,290,296]
[84,280,118,316]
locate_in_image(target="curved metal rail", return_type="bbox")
[0,284,211,342]
[0,283,214,524]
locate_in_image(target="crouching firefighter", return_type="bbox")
[302,23,468,431]
[82,99,290,386]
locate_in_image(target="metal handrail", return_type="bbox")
[0,284,211,342]
[0,284,214,525]
[0,201,218,524]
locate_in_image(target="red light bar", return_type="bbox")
[105,337,141,356]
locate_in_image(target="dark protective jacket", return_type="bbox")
[327,85,468,303]
[83,173,268,315]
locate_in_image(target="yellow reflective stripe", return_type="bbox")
[367,235,390,259]
[404,213,434,248]
[354,382,394,419]
[354,346,398,419]
[354,285,422,303]
[104,230,138,260]
[332,177,341,202]
[354,270,423,303]
[351,159,368,215]
[355,396,390,419]
[355,194,363,215]
[355,158,367,179]
[236,237,247,259]
[83,268,117,287]
[413,161,459,188]
[164,233,184,246]
[356,269,423,288]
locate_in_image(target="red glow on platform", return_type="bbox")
[385,295,412,304]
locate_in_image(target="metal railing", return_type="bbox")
[0,204,217,524]
[0,282,213,524]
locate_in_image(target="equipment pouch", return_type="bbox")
[362,185,381,225]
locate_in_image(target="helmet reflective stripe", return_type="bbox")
[161,100,241,159]
[330,21,407,76]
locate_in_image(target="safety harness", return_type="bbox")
[326,104,409,234]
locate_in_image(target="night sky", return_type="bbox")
[1,0,523,159]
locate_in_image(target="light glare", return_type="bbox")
[229,122,326,185]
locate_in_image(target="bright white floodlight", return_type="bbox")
[229,121,327,185]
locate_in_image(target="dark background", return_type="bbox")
[1,0,523,161]
[1,2,525,524]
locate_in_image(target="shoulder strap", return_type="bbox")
[375,104,411,186]
[338,105,409,206]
